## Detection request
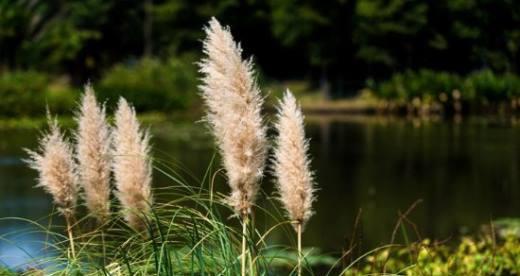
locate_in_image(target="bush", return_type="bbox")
[97,56,198,112]
[376,70,462,101]
[465,70,520,102]
[0,71,78,117]
[374,69,520,104]
[344,236,520,275]
[0,56,200,117]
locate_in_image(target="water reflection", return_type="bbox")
[0,223,54,270]
[304,115,520,251]
[1,115,519,267]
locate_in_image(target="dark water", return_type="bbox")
[1,115,520,268]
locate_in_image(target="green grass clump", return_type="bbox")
[0,156,334,275]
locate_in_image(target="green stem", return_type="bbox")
[297,223,302,276]
[65,214,76,260]
[241,215,248,276]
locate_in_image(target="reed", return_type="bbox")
[75,84,112,223]
[198,17,268,276]
[112,97,153,231]
[273,90,317,276]
[25,116,78,258]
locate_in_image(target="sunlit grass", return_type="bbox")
[0,157,334,275]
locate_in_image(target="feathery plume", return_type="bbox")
[25,118,78,217]
[112,97,153,230]
[75,84,112,223]
[198,17,267,216]
[273,90,316,228]
[273,90,316,276]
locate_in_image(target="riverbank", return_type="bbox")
[0,111,197,130]
[2,69,520,118]
[5,105,520,131]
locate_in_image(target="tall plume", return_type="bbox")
[75,84,112,223]
[273,90,316,229]
[112,97,153,230]
[198,17,267,215]
[25,118,78,217]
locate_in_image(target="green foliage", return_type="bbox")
[344,236,520,275]
[0,71,78,117]
[0,0,107,70]
[374,69,520,104]
[269,0,330,54]
[376,70,462,101]
[0,55,199,117]
[355,0,428,68]
[2,0,520,97]
[97,56,199,112]
[494,218,520,238]
[465,70,520,102]
[0,267,16,276]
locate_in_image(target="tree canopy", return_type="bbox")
[1,0,519,96]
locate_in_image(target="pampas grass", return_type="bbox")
[273,90,316,276]
[75,84,112,223]
[18,16,325,274]
[25,116,78,258]
[112,97,153,231]
[25,117,78,217]
[198,17,268,276]
[199,17,267,215]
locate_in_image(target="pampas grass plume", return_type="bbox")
[25,117,78,217]
[112,97,153,230]
[75,84,112,222]
[273,90,316,229]
[199,17,267,216]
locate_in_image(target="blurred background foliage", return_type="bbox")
[1,0,520,116]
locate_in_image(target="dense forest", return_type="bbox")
[1,0,519,98]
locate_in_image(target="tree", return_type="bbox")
[269,0,358,97]
[354,0,428,75]
[0,0,109,72]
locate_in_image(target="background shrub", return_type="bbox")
[97,55,198,112]
[465,70,520,102]
[0,71,78,117]
[374,69,520,104]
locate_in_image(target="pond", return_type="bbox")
[1,115,520,268]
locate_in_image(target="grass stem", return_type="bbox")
[297,222,302,276]
[101,227,106,266]
[65,214,76,260]
[241,214,249,276]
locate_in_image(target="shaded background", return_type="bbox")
[1,0,519,109]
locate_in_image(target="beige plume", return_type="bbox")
[25,118,78,217]
[273,90,316,229]
[112,97,153,230]
[75,84,112,223]
[198,17,267,216]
